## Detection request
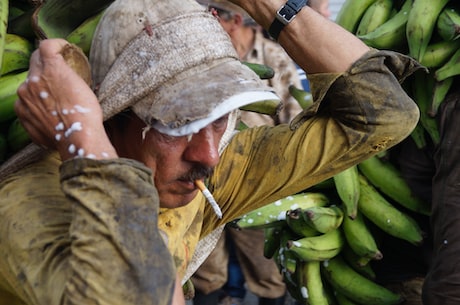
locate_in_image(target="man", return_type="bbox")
[0,0,421,304]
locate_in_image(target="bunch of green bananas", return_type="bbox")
[0,0,113,163]
[0,0,280,165]
[233,150,429,305]
[335,0,460,149]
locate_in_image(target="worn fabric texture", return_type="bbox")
[0,155,175,305]
[0,50,421,305]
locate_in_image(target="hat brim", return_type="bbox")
[133,59,280,136]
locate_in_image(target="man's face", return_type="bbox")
[110,113,229,209]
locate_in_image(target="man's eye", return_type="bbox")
[160,133,181,143]
[213,115,229,130]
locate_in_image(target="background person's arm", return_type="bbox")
[229,0,370,73]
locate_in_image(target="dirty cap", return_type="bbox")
[90,0,279,136]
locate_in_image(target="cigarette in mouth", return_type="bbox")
[195,180,222,219]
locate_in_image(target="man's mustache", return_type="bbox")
[182,166,214,182]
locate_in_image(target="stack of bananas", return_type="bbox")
[237,0,460,303]
[336,0,460,149]
[0,0,112,163]
[235,150,429,304]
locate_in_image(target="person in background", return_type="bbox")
[200,0,303,126]
[0,0,422,303]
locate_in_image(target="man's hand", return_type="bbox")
[15,39,117,161]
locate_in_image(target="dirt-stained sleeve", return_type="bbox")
[61,158,176,305]
[202,49,423,233]
[0,155,175,305]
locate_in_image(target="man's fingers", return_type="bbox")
[38,38,70,59]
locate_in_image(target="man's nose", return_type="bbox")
[183,127,220,168]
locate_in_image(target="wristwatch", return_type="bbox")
[268,0,308,40]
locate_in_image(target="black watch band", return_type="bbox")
[268,0,308,40]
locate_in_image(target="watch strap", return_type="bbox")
[268,0,308,40]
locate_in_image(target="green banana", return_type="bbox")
[321,255,403,305]
[435,47,460,81]
[0,0,8,73]
[7,117,30,153]
[296,260,329,305]
[429,76,454,118]
[286,228,344,262]
[263,225,284,259]
[357,174,424,246]
[236,192,329,229]
[341,244,376,280]
[437,6,460,41]
[419,39,460,69]
[0,70,28,99]
[335,291,361,305]
[288,84,313,109]
[302,205,344,234]
[410,122,427,149]
[280,260,303,301]
[286,208,319,237]
[0,93,19,123]
[357,0,412,50]
[357,154,431,215]
[406,0,450,61]
[0,70,28,123]
[356,0,393,36]
[239,98,281,116]
[276,229,300,274]
[242,61,275,80]
[66,10,105,56]
[278,245,299,275]
[1,33,33,76]
[335,0,378,33]
[333,165,360,220]
[342,209,383,262]
[239,63,281,115]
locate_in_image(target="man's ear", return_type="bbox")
[232,13,244,27]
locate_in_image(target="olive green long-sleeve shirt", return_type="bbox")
[0,49,421,305]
